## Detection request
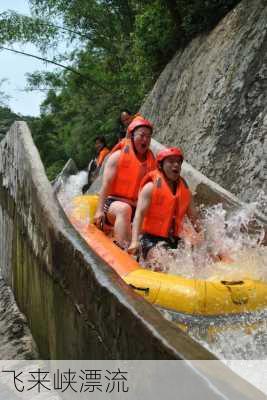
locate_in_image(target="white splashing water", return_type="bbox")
[148,200,267,368]
[57,171,88,210]
[57,170,98,234]
[143,202,267,282]
[167,202,267,382]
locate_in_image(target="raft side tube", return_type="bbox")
[68,195,267,316]
[125,269,267,315]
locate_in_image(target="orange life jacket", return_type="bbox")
[141,170,191,238]
[110,139,156,202]
[110,138,127,155]
[96,147,110,167]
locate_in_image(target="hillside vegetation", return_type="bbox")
[0,0,240,179]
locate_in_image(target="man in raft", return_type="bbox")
[118,109,134,141]
[95,136,110,169]
[128,147,202,267]
[94,117,156,247]
[111,113,144,154]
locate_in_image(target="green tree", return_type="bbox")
[0,0,240,178]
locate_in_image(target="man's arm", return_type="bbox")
[186,197,202,233]
[128,182,153,254]
[94,150,120,228]
[182,197,205,246]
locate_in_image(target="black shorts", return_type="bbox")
[140,233,180,259]
[103,196,136,223]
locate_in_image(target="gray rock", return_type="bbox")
[141,0,267,209]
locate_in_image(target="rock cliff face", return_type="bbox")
[141,0,267,206]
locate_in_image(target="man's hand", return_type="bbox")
[128,240,140,256]
[94,210,105,230]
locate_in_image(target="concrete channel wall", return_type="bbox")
[0,122,265,399]
[0,121,214,360]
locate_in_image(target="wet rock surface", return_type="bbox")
[141,0,267,206]
[0,278,38,359]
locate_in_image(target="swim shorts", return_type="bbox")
[140,233,180,259]
[103,196,136,223]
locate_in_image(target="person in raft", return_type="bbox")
[82,136,110,193]
[118,109,134,141]
[111,111,144,154]
[95,136,110,168]
[128,147,202,266]
[93,117,156,248]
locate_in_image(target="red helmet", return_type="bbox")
[127,117,153,136]
[156,147,184,165]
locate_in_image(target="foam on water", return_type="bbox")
[144,202,267,282]
[57,171,87,210]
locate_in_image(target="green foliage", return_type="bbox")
[0,105,19,138]
[0,79,10,107]
[131,1,179,87]
[46,159,67,180]
[0,102,36,143]
[177,0,241,37]
[0,0,240,179]
[0,11,60,51]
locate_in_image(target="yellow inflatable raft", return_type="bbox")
[67,195,267,316]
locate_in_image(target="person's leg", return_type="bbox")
[107,201,133,246]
